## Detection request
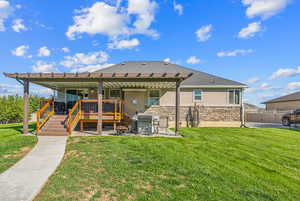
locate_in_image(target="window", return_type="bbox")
[229,89,241,104]
[110,89,121,99]
[193,89,202,101]
[148,90,160,106]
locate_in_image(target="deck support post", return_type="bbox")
[80,120,84,132]
[175,81,181,135]
[113,122,117,132]
[23,80,29,134]
[97,80,103,135]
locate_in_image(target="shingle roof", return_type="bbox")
[96,61,247,87]
[262,91,300,104]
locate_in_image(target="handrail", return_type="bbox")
[36,99,54,133]
[67,100,81,135]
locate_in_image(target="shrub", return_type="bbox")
[0,95,42,124]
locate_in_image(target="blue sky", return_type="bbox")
[0,0,299,106]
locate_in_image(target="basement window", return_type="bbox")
[229,89,240,104]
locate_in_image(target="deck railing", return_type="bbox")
[36,99,54,133]
[66,99,125,135]
[67,100,81,135]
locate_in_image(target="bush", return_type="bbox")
[0,95,42,124]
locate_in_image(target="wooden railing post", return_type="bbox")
[36,111,40,133]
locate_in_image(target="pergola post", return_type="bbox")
[240,88,246,127]
[23,80,29,134]
[175,81,181,135]
[97,80,103,134]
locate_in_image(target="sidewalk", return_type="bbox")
[0,136,67,201]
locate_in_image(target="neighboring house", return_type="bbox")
[4,61,247,135]
[262,91,300,111]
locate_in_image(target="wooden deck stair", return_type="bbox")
[38,115,68,136]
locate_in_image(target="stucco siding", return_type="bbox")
[124,91,147,115]
[266,100,300,111]
[160,88,233,106]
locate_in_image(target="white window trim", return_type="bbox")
[228,89,241,105]
[148,89,160,106]
[193,89,203,102]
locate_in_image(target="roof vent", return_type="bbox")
[141,62,147,65]
[121,62,126,65]
[164,62,169,65]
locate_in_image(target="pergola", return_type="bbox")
[4,72,193,135]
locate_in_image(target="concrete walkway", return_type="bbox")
[0,136,67,201]
[246,122,288,129]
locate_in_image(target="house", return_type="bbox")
[262,91,300,111]
[4,61,247,136]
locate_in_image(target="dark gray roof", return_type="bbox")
[96,61,247,87]
[262,91,300,104]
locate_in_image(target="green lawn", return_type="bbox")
[35,128,300,201]
[0,123,37,173]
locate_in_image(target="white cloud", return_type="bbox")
[66,0,158,40]
[61,47,70,53]
[247,77,260,84]
[217,49,253,57]
[195,24,213,42]
[32,61,58,73]
[71,63,114,73]
[238,22,261,38]
[38,46,51,57]
[0,83,52,97]
[164,58,171,63]
[242,0,291,19]
[246,82,280,93]
[60,51,109,73]
[11,45,31,58]
[12,18,27,32]
[269,66,300,80]
[0,0,12,31]
[108,38,140,49]
[186,56,201,65]
[15,4,21,9]
[286,82,300,90]
[128,0,158,37]
[173,1,183,16]
[66,2,128,40]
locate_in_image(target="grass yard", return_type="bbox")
[35,128,300,201]
[0,123,37,173]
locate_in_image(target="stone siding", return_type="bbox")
[145,105,241,127]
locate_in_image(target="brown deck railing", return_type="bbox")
[36,99,54,133]
[67,100,81,135]
[66,99,125,135]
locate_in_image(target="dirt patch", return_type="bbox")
[65,150,81,158]
[5,146,33,159]
[69,137,81,144]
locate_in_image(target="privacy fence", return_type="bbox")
[245,110,292,123]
